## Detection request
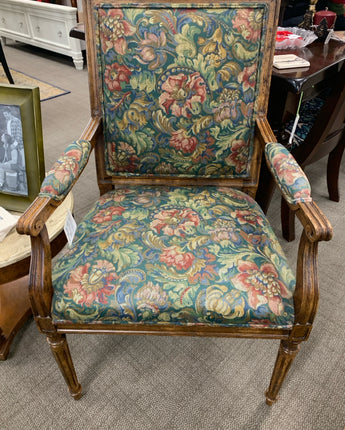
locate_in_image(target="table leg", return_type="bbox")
[0,275,31,360]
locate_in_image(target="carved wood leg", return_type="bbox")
[281,197,296,242]
[265,339,301,405]
[46,334,82,400]
[327,138,345,202]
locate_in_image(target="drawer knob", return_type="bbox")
[36,25,40,33]
[1,18,5,24]
[19,22,23,28]
[57,30,62,38]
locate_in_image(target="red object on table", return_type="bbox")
[313,9,337,27]
[276,31,302,42]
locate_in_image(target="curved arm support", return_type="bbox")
[16,196,58,237]
[295,200,333,243]
[257,117,333,338]
[290,201,332,340]
[293,230,319,328]
[17,117,102,237]
[39,139,92,202]
[28,225,54,324]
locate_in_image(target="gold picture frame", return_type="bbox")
[0,84,44,212]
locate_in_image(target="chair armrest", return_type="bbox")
[16,117,102,323]
[17,117,101,237]
[264,143,332,337]
[295,200,332,243]
[16,139,90,237]
[39,139,91,201]
[264,142,312,206]
[256,119,333,338]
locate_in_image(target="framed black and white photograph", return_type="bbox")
[0,84,45,212]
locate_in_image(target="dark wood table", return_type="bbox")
[268,39,345,135]
[257,39,345,213]
[69,22,85,41]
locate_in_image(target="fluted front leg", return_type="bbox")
[265,339,301,405]
[47,334,82,400]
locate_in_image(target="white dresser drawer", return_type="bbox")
[30,14,70,48]
[0,8,30,37]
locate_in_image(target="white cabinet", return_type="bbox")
[0,0,83,70]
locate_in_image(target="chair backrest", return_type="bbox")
[83,0,279,193]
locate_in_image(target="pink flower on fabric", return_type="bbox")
[151,208,200,237]
[40,184,59,196]
[104,63,131,91]
[237,64,257,91]
[49,149,82,184]
[108,141,140,173]
[209,218,239,243]
[233,260,292,316]
[99,8,136,55]
[294,189,312,201]
[225,139,248,174]
[64,260,117,307]
[272,153,306,186]
[136,282,169,314]
[231,209,264,227]
[136,31,167,69]
[160,246,195,271]
[169,129,198,154]
[92,206,126,223]
[159,72,207,118]
[232,9,262,41]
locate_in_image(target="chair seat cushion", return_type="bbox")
[52,186,295,329]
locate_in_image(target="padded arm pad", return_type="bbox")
[39,140,92,201]
[265,142,312,206]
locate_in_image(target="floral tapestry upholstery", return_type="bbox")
[51,186,295,329]
[285,97,325,150]
[95,5,267,178]
[265,142,312,206]
[40,140,92,201]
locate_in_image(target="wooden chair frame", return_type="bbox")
[17,0,332,404]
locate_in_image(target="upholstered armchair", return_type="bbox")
[17,0,332,404]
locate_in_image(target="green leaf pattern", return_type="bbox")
[52,186,295,328]
[96,5,266,178]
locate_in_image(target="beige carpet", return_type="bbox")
[0,42,344,430]
[0,68,70,101]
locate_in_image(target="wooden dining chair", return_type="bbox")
[17,0,332,404]
[281,61,345,241]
